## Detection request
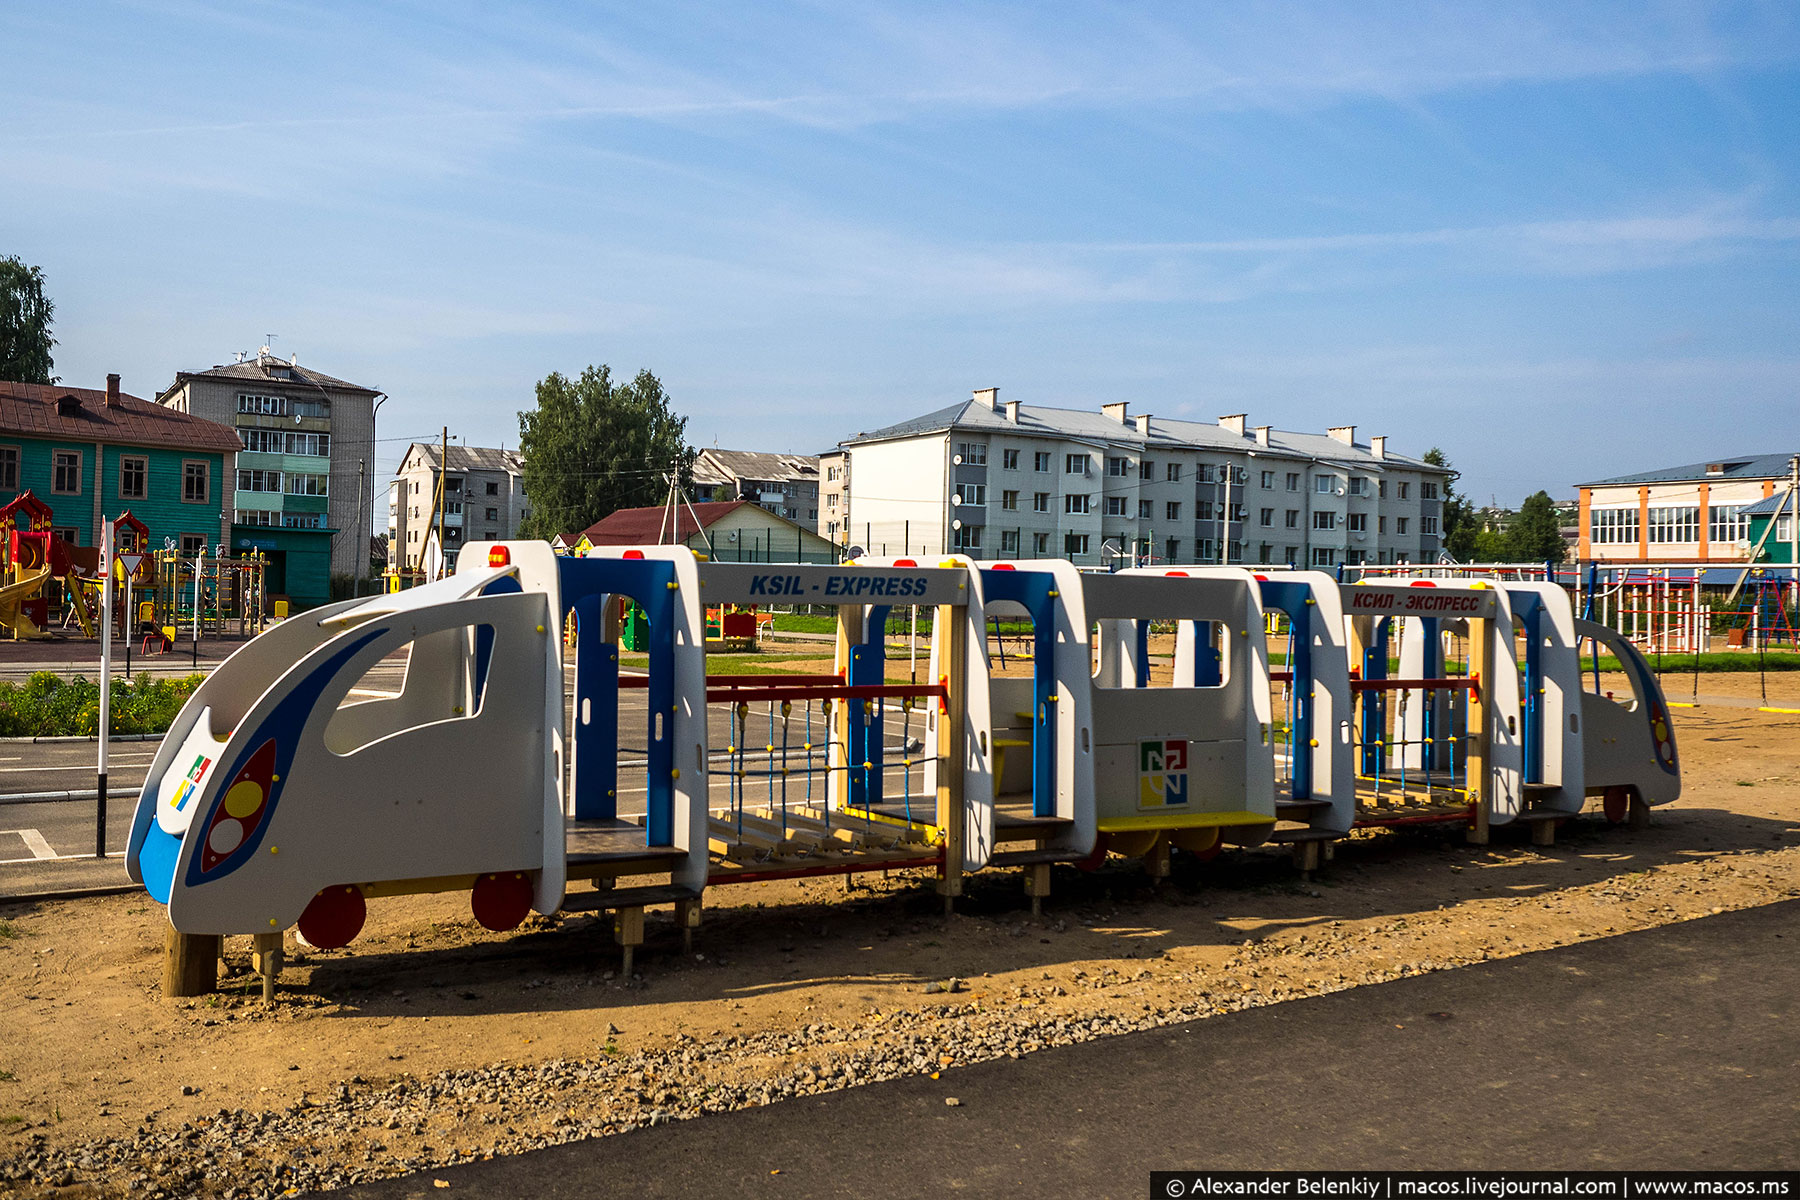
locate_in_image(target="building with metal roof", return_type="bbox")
[1576,451,1799,564]
[829,387,1451,568]
[388,442,528,573]
[157,348,384,607]
[0,374,238,558]
[580,500,836,563]
[690,448,821,528]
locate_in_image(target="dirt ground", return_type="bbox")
[1,670,1798,1197]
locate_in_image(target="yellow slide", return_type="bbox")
[0,566,53,639]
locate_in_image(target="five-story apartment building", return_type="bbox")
[833,388,1449,568]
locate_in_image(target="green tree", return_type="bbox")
[1508,489,1568,564]
[1471,527,1511,562]
[1421,447,1477,561]
[0,256,56,384]
[517,365,694,540]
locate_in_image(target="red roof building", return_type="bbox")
[0,379,242,453]
[580,500,837,562]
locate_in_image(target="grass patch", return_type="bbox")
[769,613,837,634]
[0,921,18,940]
[0,1070,15,1083]
[619,652,833,676]
[698,658,835,677]
[0,672,204,738]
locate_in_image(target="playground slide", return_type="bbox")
[129,554,564,942]
[0,565,52,638]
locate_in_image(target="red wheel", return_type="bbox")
[297,885,366,949]
[1602,787,1630,825]
[471,872,534,932]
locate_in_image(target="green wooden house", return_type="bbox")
[0,374,239,557]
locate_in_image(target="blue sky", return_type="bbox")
[4,1,1798,510]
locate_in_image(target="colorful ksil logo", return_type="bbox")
[1138,738,1189,809]
[170,753,211,812]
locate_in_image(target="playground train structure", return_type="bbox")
[128,542,1680,994]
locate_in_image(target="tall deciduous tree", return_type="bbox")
[1508,489,1568,564]
[0,256,56,384]
[517,365,694,541]
[1422,447,1478,562]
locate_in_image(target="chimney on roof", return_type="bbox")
[1101,401,1130,424]
[105,374,120,408]
[1219,413,1247,436]
[1004,399,1020,423]
[972,387,1001,412]
[1254,425,1271,446]
[1134,413,1152,435]
[1327,425,1356,445]
[1370,435,1387,460]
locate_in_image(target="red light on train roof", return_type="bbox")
[893,558,917,567]
[488,546,511,567]
[990,563,1015,571]
[623,549,645,559]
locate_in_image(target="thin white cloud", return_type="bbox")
[6,0,1795,149]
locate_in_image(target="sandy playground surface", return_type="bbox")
[0,670,1798,1197]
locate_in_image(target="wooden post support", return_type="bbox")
[1144,834,1171,882]
[1628,793,1651,831]
[1464,614,1492,847]
[614,906,645,977]
[830,605,863,813]
[674,896,702,954]
[252,931,284,1005]
[935,599,967,914]
[162,928,221,998]
[1530,818,1557,848]
[1292,838,1325,875]
[1025,863,1051,917]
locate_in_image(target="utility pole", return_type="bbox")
[355,458,366,596]
[1790,454,1798,581]
[430,427,448,579]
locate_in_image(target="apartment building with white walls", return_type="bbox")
[832,388,1450,568]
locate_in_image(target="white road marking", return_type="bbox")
[1,829,57,859]
[0,761,155,773]
[0,848,127,865]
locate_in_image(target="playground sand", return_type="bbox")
[0,672,1797,1197]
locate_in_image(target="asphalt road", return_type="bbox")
[346,900,1800,1199]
